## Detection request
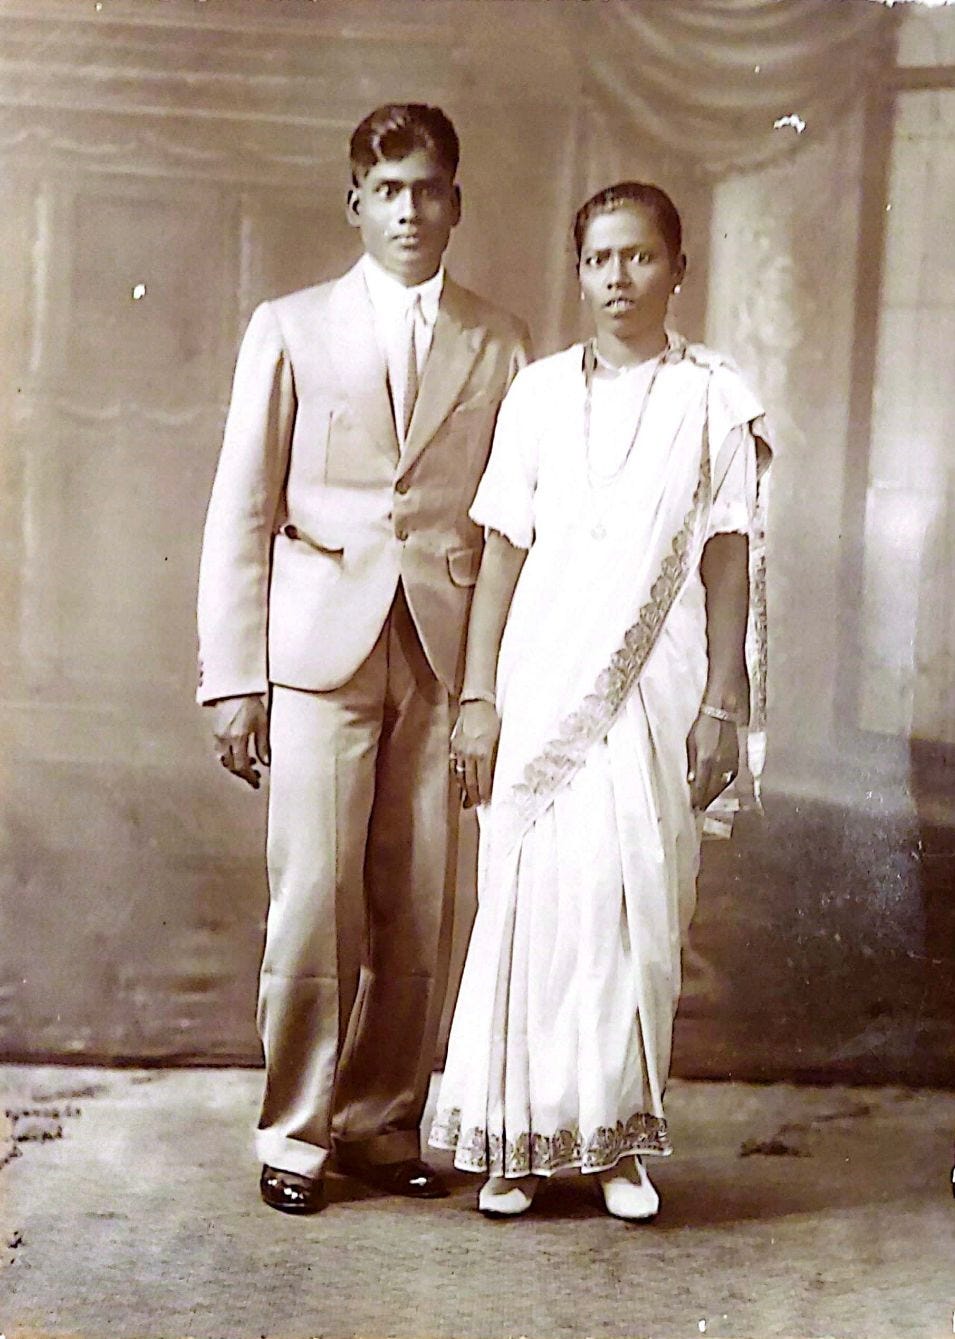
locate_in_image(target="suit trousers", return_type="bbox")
[255,585,458,1178]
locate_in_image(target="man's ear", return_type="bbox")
[451,183,462,228]
[346,186,361,229]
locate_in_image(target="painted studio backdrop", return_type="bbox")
[1,0,953,1083]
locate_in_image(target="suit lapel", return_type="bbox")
[322,263,399,459]
[397,278,485,478]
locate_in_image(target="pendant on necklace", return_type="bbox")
[591,522,607,540]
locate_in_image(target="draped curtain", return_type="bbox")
[559,0,930,1066]
[577,0,889,177]
[542,0,895,789]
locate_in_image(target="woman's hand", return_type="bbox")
[686,712,739,812]
[450,700,501,809]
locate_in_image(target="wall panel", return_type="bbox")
[238,193,359,320]
[0,0,592,1065]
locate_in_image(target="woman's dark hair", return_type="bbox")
[349,104,460,185]
[573,182,683,264]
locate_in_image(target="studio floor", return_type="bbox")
[0,1066,952,1339]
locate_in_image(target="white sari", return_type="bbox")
[430,335,772,1176]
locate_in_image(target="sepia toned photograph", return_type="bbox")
[0,1,953,1336]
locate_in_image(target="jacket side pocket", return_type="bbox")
[447,546,481,587]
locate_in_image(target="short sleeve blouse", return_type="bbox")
[704,361,771,540]
[468,365,541,550]
[707,424,757,538]
[470,346,770,549]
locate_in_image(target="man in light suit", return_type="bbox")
[197,104,529,1213]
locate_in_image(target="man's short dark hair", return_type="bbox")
[349,103,460,185]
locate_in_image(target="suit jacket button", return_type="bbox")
[395,478,410,495]
[395,522,409,541]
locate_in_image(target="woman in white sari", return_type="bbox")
[429,183,772,1220]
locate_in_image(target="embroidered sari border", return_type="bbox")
[497,442,711,853]
[430,1106,672,1175]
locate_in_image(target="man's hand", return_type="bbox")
[210,694,270,790]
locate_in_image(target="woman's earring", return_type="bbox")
[673,283,682,295]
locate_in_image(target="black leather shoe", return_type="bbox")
[340,1156,449,1199]
[259,1164,324,1214]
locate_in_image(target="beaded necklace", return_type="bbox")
[582,338,667,539]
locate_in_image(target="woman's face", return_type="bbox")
[578,204,684,346]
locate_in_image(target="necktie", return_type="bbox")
[400,296,420,441]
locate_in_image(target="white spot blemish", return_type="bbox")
[699,1323,707,1334]
[95,1,102,8]
[754,64,761,73]
[131,283,147,301]
[886,203,892,212]
[774,114,806,135]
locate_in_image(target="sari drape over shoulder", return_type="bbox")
[430,335,772,1177]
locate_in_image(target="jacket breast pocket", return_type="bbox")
[324,407,392,488]
[447,545,481,588]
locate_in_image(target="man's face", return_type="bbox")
[347,149,461,287]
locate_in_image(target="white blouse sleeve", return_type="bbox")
[468,368,539,550]
[705,362,773,540]
[707,423,758,537]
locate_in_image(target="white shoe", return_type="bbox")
[477,1174,541,1217]
[597,1157,660,1220]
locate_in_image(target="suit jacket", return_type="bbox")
[197,261,530,702]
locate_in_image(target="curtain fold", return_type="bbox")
[580,0,891,177]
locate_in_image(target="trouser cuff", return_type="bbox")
[255,1131,330,1179]
[335,1128,420,1166]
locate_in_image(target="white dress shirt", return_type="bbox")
[361,253,444,443]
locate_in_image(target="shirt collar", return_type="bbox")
[361,253,444,325]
